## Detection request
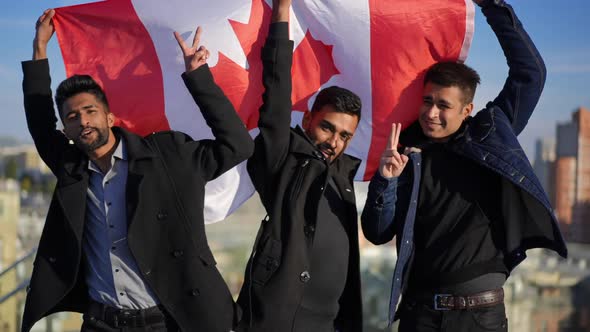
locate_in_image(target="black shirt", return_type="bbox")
[295,177,350,330]
[408,143,508,290]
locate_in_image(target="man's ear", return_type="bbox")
[462,103,474,118]
[302,110,312,129]
[107,112,115,128]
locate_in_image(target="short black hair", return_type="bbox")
[311,86,362,120]
[424,62,480,104]
[55,75,109,119]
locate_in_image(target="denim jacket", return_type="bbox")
[361,0,568,325]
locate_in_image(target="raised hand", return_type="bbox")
[33,9,55,60]
[173,26,210,73]
[379,123,409,179]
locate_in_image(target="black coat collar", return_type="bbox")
[63,127,156,179]
[291,125,361,181]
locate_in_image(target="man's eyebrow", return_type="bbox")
[340,130,353,137]
[320,119,335,130]
[67,104,98,113]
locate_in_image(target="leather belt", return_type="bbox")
[409,288,504,311]
[87,300,167,328]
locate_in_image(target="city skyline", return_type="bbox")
[0,0,589,159]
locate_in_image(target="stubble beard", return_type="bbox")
[75,126,110,154]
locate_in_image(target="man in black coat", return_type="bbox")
[237,1,363,331]
[21,9,253,332]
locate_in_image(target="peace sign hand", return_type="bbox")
[379,123,409,179]
[173,26,210,73]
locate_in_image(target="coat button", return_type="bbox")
[190,288,200,296]
[304,225,315,237]
[49,257,56,263]
[157,211,168,220]
[300,271,311,283]
[172,250,184,258]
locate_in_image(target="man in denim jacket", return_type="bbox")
[361,0,567,331]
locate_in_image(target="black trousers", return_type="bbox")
[397,302,508,332]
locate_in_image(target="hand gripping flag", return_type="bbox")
[53,0,474,223]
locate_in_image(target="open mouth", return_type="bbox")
[320,148,335,159]
[79,127,96,139]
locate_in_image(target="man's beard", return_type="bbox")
[317,142,336,162]
[74,126,110,154]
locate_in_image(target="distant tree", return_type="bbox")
[4,158,18,179]
[20,174,33,192]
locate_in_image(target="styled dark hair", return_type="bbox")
[424,62,481,104]
[55,75,109,118]
[311,86,362,121]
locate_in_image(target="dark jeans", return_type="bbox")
[398,302,508,332]
[81,312,179,332]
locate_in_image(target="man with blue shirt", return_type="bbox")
[21,9,252,332]
[361,0,567,331]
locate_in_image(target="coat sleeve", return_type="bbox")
[179,64,254,181]
[481,0,546,136]
[247,22,295,193]
[22,59,70,175]
[361,171,401,245]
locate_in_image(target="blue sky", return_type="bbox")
[1,1,589,158]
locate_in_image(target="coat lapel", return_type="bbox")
[115,128,156,227]
[56,149,89,242]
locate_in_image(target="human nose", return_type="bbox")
[78,113,90,126]
[327,133,339,148]
[424,105,439,119]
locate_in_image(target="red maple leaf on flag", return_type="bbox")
[210,0,339,130]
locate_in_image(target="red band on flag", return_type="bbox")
[367,0,469,179]
[54,0,169,136]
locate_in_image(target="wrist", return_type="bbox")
[272,5,290,23]
[33,42,48,60]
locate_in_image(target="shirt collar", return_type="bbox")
[87,138,127,173]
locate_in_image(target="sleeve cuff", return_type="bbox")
[477,0,505,8]
[269,22,289,40]
[181,64,214,92]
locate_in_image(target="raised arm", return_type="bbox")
[247,0,295,190]
[478,0,546,135]
[361,124,408,244]
[23,9,70,174]
[172,27,254,181]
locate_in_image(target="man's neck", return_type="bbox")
[87,135,118,174]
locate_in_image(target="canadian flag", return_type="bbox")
[53,0,474,223]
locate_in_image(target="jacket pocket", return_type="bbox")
[251,237,282,286]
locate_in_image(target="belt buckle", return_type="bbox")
[113,309,137,328]
[433,294,452,311]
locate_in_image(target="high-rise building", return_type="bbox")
[554,107,590,244]
[0,179,20,332]
[533,137,556,205]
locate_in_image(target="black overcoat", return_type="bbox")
[21,59,253,332]
[237,24,363,332]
